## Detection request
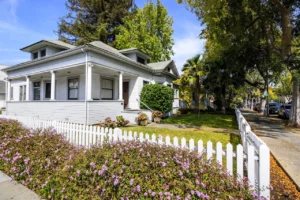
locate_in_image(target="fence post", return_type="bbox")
[259,145,270,199]
[236,144,244,178]
[189,139,194,152]
[226,143,233,175]
[197,140,203,155]
[207,141,212,160]
[216,142,222,165]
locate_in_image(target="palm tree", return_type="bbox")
[181,54,204,112]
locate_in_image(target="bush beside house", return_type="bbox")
[140,84,174,114]
[0,119,258,199]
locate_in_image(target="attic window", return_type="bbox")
[40,49,46,57]
[167,67,171,72]
[137,56,145,64]
[32,52,38,59]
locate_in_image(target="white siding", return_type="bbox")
[6,101,124,124]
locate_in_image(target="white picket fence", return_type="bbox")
[235,109,270,199]
[0,113,270,199]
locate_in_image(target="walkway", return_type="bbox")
[0,171,40,200]
[241,109,300,189]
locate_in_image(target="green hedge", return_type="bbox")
[140,84,174,113]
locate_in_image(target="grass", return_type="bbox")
[121,126,240,149]
[162,113,238,130]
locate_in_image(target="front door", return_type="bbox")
[123,82,129,109]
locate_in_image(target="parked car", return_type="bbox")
[278,104,291,119]
[268,102,281,114]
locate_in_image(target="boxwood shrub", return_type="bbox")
[140,83,174,114]
[0,119,260,199]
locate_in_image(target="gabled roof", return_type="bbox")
[148,60,180,78]
[20,40,76,52]
[119,48,151,59]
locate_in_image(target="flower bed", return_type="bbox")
[0,119,258,199]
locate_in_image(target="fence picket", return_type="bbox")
[236,144,243,178]
[128,131,133,141]
[198,140,203,154]
[216,142,222,165]
[145,133,149,141]
[259,145,270,198]
[139,132,144,142]
[207,141,212,160]
[166,136,171,146]
[247,145,255,186]
[226,143,233,175]
[189,139,194,152]
[151,134,156,143]
[181,137,186,149]
[173,137,179,147]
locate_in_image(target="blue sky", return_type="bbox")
[0,0,205,71]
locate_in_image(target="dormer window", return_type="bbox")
[33,52,38,59]
[167,67,171,72]
[137,56,145,64]
[40,49,46,57]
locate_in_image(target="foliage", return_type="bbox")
[180,54,205,111]
[57,0,136,45]
[137,113,148,122]
[152,110,163,118]
[178,108,190,115]
[116,116,130,127]
[140,84,174,113]
[274,72,293,99]
[0,119,257,199]
[0,119,27,138]
[115,0,174,62]
[100,116,129,128]
[163,113,238,130]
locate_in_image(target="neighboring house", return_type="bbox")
[2,40,180,124]
[0,65,7,108]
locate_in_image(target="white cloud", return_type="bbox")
[172,21,206,73]
[8,0,19,21]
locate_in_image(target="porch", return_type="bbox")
[6,63,141,124]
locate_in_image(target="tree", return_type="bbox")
[177,0,300,125]
[57,0,135,45]
[180,54,204,112]
[115,0,174,62]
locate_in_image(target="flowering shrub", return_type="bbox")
[100,117,117,129]
[152,110,163,118]
[116,116,129,127]
[0,119,261,199]
[137,113,148,122]
[100,116,129,128]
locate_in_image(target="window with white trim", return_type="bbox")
[101,79,113,100]
[68,78,79,100]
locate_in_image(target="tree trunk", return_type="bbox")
[221,84,226,114]
[194,76,200,112]
[289,78,300,127]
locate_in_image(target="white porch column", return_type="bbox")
[50,71,56,101]
[119,71,124,100]
[6,79,11,101]
[87,63,93,100]
[25,76,30,101]
[40,78,44,101]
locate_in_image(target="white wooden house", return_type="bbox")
[2,40,180,124]
[0,65,7,108]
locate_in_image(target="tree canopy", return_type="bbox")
[115,0,174,62]
[57,0,136,45]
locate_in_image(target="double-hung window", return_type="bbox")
[45,82,51,99]
[101,79,113,100]
[33,82,41,100]
[68,78,79,100]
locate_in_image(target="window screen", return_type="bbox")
[101,79,113,100]
[68,78,79,100]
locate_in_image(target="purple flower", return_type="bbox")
[114,178,119,186]
[130,179,134,186]
[161,162,167,167]
[51,188,54,193]
[152,192,156,197]
[90,162,96,168]
[201,182,206,188]
[136,185,141,192]
[144,192,148,196]
[195,180,200,185]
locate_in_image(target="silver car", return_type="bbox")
[278,104,291,119]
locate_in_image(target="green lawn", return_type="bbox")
[121,126,240,148]
[162,113,238,130]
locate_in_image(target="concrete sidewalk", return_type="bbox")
[0,171,40,200]
[241,110,300,189]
